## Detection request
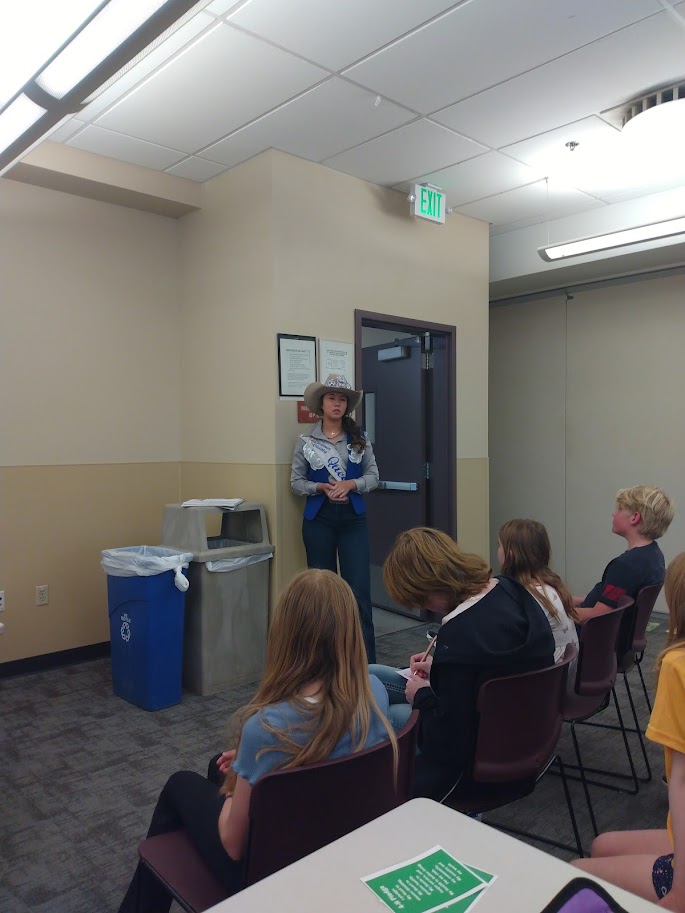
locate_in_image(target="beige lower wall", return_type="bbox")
[179,459,488,609]
[0,463,179,663]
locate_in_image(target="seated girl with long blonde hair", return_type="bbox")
[119,569,396,913]
[572,553,685,911]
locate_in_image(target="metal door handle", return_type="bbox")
[377,481,418,491]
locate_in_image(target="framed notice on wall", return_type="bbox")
[277,333,317,397]
[319,339,354,385]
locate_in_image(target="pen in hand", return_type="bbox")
[413,635,437,678]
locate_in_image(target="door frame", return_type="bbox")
[354,309,457,539]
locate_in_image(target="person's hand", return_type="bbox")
[328,480,355,501]
[409,653,433,680]
[217,749,236,775]
[316,482,335,494]
[405,674,430,704]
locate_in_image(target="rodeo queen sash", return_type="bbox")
[301,435,363,482]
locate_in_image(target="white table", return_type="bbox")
[208,798,660,912]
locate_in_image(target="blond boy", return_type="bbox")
[576,486,674,623]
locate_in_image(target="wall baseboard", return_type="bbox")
[0,642,111,679]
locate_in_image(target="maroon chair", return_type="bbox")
[578,585,662,791]
[562,600,630,836]
[443,643,583,857]
[137,711,419,913]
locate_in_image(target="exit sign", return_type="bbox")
[410,184,446,224]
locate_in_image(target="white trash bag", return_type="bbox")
[206,551,273,573]
[101,546,193,592]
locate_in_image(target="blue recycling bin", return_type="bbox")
[103,546,191,711]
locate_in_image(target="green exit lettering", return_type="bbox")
[419,186,442,220]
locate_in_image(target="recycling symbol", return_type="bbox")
[121,620,131,642]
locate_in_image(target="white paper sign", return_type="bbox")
[319,339,354,384]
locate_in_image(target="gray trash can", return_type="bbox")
[161,502,273,695]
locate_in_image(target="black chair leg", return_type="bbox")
[570,720,598,837]
[636,655,652,712]
[624,672,652,782]
[556,755,584,857]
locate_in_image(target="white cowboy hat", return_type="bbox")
[303,374,363,416]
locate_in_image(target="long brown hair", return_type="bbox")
[384,527,491,610]
[342,413,366,452]
[656,552,685,675]
[498,518,578,623]
[223,569,396,794]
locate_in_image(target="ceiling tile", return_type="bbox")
[165,157,228,181]
[94,24,327,153]
[229,0,459,71]
[431,8,685,147]
[397,151,542,206]
[206,0,242,13]
[67,126,185,170]
[47,117,86,144]
[201,78,415,168]
[79,13,216,122]
[343,0,661,115]
[455,180,603,225]
[501,116,619,167]
[323,119,486,186]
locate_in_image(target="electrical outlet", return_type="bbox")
[36,585,49,606]
[0,590,4,612]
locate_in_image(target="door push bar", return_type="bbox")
[377,481,419,491]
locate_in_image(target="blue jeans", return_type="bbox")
[303,500,376,663]
[368,664,413,731]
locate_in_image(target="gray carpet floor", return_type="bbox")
[1,621,669,913]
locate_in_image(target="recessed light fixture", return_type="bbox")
[538,215,685,262]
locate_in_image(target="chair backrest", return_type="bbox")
[470,643,577,783]
[631,584,663,655]
[574,601,629,698]
[243,710,419,886]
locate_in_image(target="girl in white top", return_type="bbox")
[498,519,580,679]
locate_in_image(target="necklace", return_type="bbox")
[324,428,341,438]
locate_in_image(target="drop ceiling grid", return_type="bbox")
[429,7,685,150]
[92,24,329,153]
[341,0,664,116]
[225,0,463,72]
[322,119,488,187]
[456,180,604,226]
[198,78,418,170]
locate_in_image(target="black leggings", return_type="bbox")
[118,758,243,913]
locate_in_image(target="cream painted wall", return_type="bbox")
[489,273,685,609]
[271,152,490,573]
[178,151,491,603]
[1,179,181,663]
[2,148,489,664]
[489,295,567,574]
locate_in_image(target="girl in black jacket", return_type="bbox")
[369,527,554,801]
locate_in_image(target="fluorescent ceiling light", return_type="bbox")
[0,95,45,151]
[37,0,169,98]
[0,0,102,107]
[538,216,685,261]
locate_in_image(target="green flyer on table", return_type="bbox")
[363,845,497,913]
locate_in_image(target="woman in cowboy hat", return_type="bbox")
[290,374,379,662]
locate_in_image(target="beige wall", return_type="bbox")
[2,149,490,663]
[1,180,181,663]
[489,273,685,608]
